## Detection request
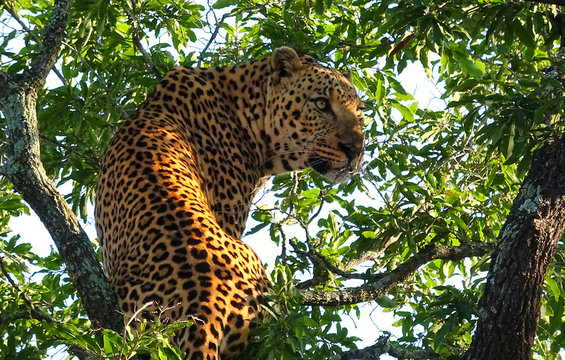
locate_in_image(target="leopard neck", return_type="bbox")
[145,58,273,238]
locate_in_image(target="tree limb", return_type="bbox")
[300,243,494,305]
[339,335,438,360]
[342,234,401,271]
[24,0,72,88]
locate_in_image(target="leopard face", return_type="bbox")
[263,48,365,182]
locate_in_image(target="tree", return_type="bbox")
[1,0,564,359]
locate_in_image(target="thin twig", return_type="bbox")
[61,41,129,120]
[307,190,327,225]
[123,1,162,78]
[277,222,288,263]
[197,12,232,67]
[0,257,54,323]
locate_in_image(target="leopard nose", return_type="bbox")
[338,141,364,161]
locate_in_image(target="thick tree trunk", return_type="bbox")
[0,0,123,334]
[464,136,565,359]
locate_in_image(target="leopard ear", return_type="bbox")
[272,47,303,84]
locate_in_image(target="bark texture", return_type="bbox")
[464,136,565,359]
[0,0,123,333]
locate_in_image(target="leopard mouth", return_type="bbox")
[308,155,330,175]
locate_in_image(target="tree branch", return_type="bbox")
[339,335,438,360]
[300,243,494,306]
[342,234,401,271]
[24,0,73,88]
[198,12,231,67]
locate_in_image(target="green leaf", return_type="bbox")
[458,56,483,77]
[375,296,397,308]
[212,0,237,9]
[392,102,414,122]
[450,213,470,233]
[103,332,114,354]
[513,20,536,48]
[546,277,560,300]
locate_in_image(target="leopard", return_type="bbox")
[95,47,365,360]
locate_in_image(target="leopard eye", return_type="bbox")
[314,98,331,113]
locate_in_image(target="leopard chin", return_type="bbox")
[308,154,363,183]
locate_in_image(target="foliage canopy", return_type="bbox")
[1,0,565,359]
